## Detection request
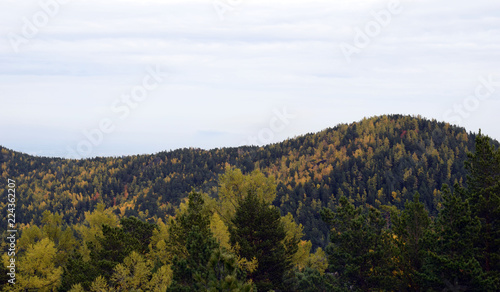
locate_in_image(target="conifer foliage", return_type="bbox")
[465,132,500,287]
[321,196,394,291]
[1,116,499,291]
[230,191,290,291]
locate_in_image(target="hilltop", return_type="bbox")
[0,114,494,247]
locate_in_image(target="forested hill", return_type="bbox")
[0,114,495,248]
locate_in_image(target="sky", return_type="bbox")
[0,0,499,158]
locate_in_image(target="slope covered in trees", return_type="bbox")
[1,131,499,291]
[0,114,496,249]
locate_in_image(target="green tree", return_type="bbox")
[168,191,219,291]
[229,191,290,291]
[89,216,156,280]
[392,193,432,291]
[59,251,100,291]
[205,248,254,292]
[321,196,394,291]
[465,132,500,285]
[422,184,487,291]
[60,215,156,290]
[293,267,337,292]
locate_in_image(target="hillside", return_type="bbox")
[0,114,493,248]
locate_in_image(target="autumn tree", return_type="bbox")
[109,251,153,291]
[216,166,277,226]
[4,238,63,291]
[60,214,155,290]
[73,203,119,262]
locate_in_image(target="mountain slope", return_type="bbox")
[1,114,494,248]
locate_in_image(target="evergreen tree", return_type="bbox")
[392,193,432,291]
[89,216,156,280]
[205,248,254,292]
[321,196,394,291]
[422,184,487,291]
[464,132,500,286]
[229,190,290,291]
[59,250,101,291]
[293,267,337,292]
[168,191,219,291]
[60,216,156,290]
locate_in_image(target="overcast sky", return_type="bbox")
[1,0,499,158]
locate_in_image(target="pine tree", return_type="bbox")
[464,132,500,286]
[392,193,432,291]
[60,215,156,290]
[422,184,487,291]
[294,267,337,292]
[168,191,219,291]
[229,190,290,291]
[59,251,100,291]
[89,216,156,280]
[321,196,394,291]
[205,248,254,292]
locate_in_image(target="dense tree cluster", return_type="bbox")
[0,115,489,250]
[0,115,499,290]
[1,167,327,291]
[319,132,500,291]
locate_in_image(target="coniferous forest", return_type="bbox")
[1,114,499,291]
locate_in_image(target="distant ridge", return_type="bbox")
[1,114,497,248]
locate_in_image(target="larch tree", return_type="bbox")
[10,238,63,291]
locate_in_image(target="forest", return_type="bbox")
[0,114,499,290]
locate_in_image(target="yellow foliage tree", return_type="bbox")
[306,247,328,275]
[68,283,85,292]
[281,213,310,269]
[74,203,119,261]
[90,275,109,292]
[148,217,171,265]
[7,238,63,291]
[111,251,152,290]
[216,166,277,225]
[210,212,232,251]
[146,265,173,292]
